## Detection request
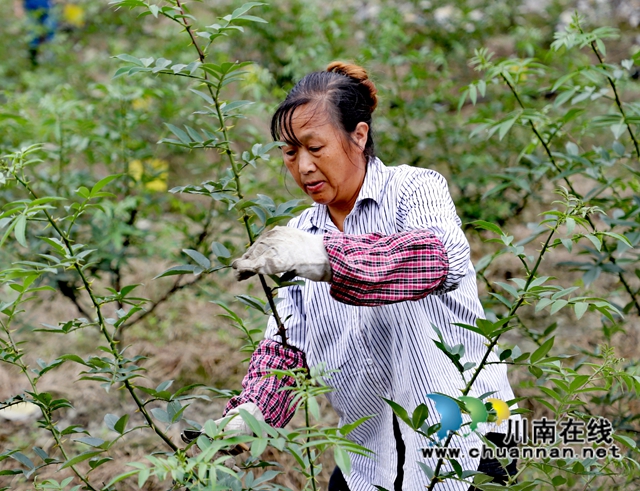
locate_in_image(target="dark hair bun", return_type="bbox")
[326,61,378,112]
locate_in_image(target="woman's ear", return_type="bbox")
[352,122,369,151]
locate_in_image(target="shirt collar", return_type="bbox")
[309,157,385,232]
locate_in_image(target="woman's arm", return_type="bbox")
[323,230,449,306]
[223,282,308,427]
[398,168,471,293]
[324,170,470,306]
[231,169,468,308]
[224,339,307,428]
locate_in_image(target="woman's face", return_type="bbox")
[281,104,369,218]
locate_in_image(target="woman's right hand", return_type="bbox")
[232,226,332,282]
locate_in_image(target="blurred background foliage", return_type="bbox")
[2,0,640,489]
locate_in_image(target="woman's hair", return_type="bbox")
[270,61,378,162]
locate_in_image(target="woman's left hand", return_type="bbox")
[232,226,332,282]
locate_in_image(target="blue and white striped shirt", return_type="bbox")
[264,157,517,491]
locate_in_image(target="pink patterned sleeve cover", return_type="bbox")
[224,339,307,428]
[225,230,449,424]
[323,230,449,306]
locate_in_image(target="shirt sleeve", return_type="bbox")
[398,169,471,295]
[224,339,307,428]
[323,230,449,306]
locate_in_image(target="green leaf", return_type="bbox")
[114,54,143,66]
[165,123,191,144]
[530,337,554,364]
[221,100,254,113]
[154,264,203,279]
[251,437,268,457]
[307,396,320,421]
[602,232,631,247]
[189,88,214,105]
[418,462,434,480]
[468,84,477,105]
[90,175,121,197]
[104,414,120,432]
[498,116,518,140]
[230,2,266,20]
[60,451,104,469]
[74,437,105,448]
[10,452,34,469]
[584,234,601,251]
[105,470,140,488]
[574,302,588,320]
[236,14,268,23]
[550,299,568,314]
[238,407,264,436]
[150,408,170,424]
[235,294,267,313]
[14,214,27,247]
[472,220,503,236]
[339,416,373,436]
[382,398,412,428]
[334,446,351,475]
[137,467,151,488]
[411,404,429,429]
[89,457,112,470]
[211,241,231,258]
[183,249,211,269]
[612,434,637,449]
[114,414,129,435]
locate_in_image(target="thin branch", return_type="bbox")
[120,275,203,331]
[501,74,640,316]
[16,175,178,452]
[171,2,289,345]
[427,223,559,491]
[586,40,640,158]
[0,293,99,490]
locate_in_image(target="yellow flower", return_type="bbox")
[509,64,528,81]
[128,159,144,182]
[132,97,152,111]
[63,4,85,28]
[128,158,168,192]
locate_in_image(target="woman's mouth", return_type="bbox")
[305,181,325,193]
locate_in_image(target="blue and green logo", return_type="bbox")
[426,393,511,439]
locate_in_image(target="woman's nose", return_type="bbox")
[298,152,316,174]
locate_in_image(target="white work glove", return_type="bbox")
[232,226,332,282]
[220,402,265,436]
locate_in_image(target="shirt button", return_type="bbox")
[366,358,374,366]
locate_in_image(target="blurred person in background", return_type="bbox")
[15,0,56,66]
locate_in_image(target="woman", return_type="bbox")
[226,62,518,491]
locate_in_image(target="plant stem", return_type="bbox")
[585,40,640,158]
[172,0,289,345]
[501,74,578,196]
[15,175,178,452]
[1,304,98,490]
[501,73,640,316]
[304,400,318,491]
[427,223,558,491]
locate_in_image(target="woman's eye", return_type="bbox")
[284,149,296,157]
[309,147,322,152]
